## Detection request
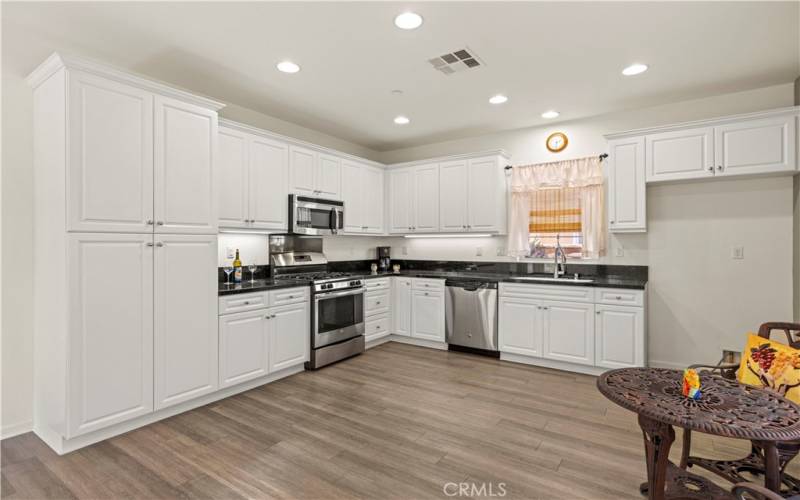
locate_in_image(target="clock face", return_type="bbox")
[546,132,568,152]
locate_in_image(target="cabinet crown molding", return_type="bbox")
[603,106,799,140]
[26,52,226,111]
[387,149,511,169]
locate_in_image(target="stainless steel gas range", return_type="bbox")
[269,235,365,369]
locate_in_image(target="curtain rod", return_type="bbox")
[504,153,608,170]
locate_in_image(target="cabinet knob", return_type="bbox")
[146,242,154,247]
[156,221,164,226]
[424,292,429,296]
[288,295,294,299]
[609,221,615,224]
[542,306,548,310]
[616,296,622,300]
[243,301,250,305]
[707,165,714,172]
[146,219,154,225]
[596,311,601,315]
[376,325,381,329]
[376,301,381,305]
[717,165,723,171]
[156,242,164,247]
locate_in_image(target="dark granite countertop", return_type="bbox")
[218,278,313,296]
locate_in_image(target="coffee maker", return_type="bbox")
[377,246,391,272]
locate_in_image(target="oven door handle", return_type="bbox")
[315,288,364,300]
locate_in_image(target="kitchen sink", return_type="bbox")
[511,276,595,283]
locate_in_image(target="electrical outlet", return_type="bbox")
[496,246,506,256]
[402,246,408,256]
[731,246,744,259]
[226,247,235,259]
[615,247,624,257]
[476,247,483,257]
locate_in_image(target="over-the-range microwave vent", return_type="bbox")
[428,47,484,75]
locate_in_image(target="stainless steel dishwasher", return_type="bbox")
[445,278,498,355]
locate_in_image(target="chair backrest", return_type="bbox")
[757,322,800,348]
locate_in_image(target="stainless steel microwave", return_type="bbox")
[288,194,344,235]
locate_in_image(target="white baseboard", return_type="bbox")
[35,363,305,455]
[365,335,392,350]
[500,353,608,376]
[389,335,448,350]
[1,420,33,440]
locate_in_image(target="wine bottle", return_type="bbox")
[233,249,242,283]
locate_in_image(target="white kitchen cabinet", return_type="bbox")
[467,156,505,232]
[392,277,412,337]
[439,160,469,231]
[289,145,317,196]
[67,71,154,233]
[645,127,714,183]
[542,301,595,366]
[411,289,445,342]
[341,161,384,234]
[249,135,289,229]
[412,164,440,232]
[389,167,413,233]
[219,310,268,388]
[498,296,543,358]
[595,304,645,369]
[268,301,310,372]
[154,95,218,234]
[67,233,154,437]
[154,234,219,410]
[316,153,341,199]
[607,137,646,232]
[217,127,249,229]
[714,114,796,177]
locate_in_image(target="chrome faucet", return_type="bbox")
[554,235,566,278]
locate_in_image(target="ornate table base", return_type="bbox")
[682,430,800,496]
[639,415,733,499]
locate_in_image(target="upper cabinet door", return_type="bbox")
[154,96,218,234]
[439,160,468,232]
[154,234,218,410]
[340,161,363,232]
[413,164,440,232]
[607,137,646,233]
[249,136,289,230]
[645,127,714,182]
[217,127,249,229]
[316,153,341,199]
[67,71,154,233]
[289,145,316,196]
[362,166,384,233]
[714,115,796,177]
[67,233,153,438]
[467,157,503,232]
[389,168,413,233]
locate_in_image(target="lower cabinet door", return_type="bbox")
[269,301,309,372]
[542,301,595,366]
[67,233,154,438]
[154,234,219,410]
[392,278,412,337]
[595,305,645,369]
[219,310,268,388]
[365,315,390,343]
[411,291,445,342]
[498,296,543,357]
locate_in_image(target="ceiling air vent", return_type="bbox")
[428,47,484,75]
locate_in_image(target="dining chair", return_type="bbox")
[684,322,800,496]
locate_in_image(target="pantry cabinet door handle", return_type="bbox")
[717,165,723,171]
[155,242,164,247]
[146,242,154,247]
[707,165,714,172]
[156,221,164,225]
[146,219,154,225]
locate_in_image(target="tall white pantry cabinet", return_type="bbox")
[28,53,223,453]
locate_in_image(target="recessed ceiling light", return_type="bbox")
[489,94,508,105]
[394,12,423,30]
[276,61,300,73]
[541,110,559,119]
[622,63,648,76]
[393,115,410,125]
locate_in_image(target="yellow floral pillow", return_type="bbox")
[738,333,800,404]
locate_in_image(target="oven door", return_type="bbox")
[313,288,364,348]
[292,201,344,235]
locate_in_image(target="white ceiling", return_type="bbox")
[4,2,798,151]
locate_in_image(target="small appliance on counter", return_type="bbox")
[377,246,391,272]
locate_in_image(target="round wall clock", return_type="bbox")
[546,132,568,153]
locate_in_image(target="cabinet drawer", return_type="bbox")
[365,278,390,291]
[412,278,445,292]
[365,315,390,342]
[499,283,594,303]
[365,291,390,316]
[269,287,309,306]
[219,292,269,315]
[595,288,644,307]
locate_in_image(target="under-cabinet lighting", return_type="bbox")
[404,233,493,238]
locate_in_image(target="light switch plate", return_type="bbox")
[226,247,235,259]
[731,246,744,259]
[402,246,408,256]
[615,247,624,257]
[496,246,506,256]
[476,247,483,257]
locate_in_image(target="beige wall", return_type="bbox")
[794,76,800,322]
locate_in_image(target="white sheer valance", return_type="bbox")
[508,156,606,259]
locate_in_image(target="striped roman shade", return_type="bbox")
[529,187,582,233]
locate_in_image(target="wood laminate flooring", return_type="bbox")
[3,342,796,499]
